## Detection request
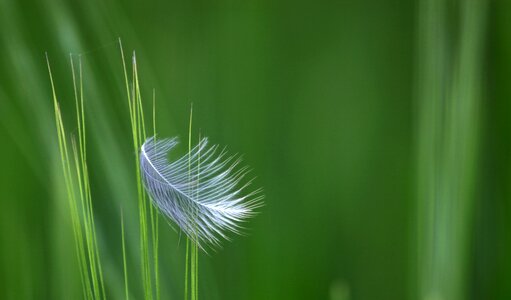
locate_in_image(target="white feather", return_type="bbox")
[140,136,263,249]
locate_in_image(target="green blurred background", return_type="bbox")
[0,0,508,299]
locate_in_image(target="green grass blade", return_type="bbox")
[151,89,160,300]
[47,54,94,299]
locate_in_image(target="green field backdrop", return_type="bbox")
[0,0,509,299]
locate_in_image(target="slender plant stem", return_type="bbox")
[119,40,154,300]
[195,131,201,299]
[184,238,190,300]
[49,53,106,300]
[151,88,160,300]
[186,104,194,300]
[66,54,92,299]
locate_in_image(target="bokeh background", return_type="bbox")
[0,0,508,299]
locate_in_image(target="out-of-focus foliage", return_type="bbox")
[0,0,508,299]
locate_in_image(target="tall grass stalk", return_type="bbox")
[119,39,160,300]
[416,0,486,299]
[47,54,106,299]
[184,104,200,300]
[151,89,160,300]
[183,104,200,300]
[48,40,210,300]
[195,130,201,300]
[188,105,194,300]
